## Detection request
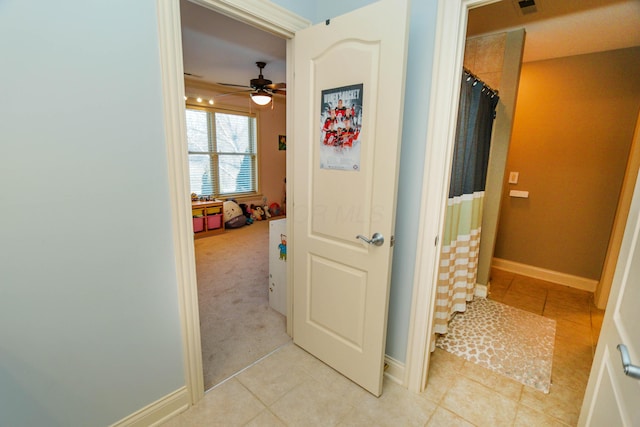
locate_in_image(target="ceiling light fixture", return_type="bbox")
[250,90,272,106]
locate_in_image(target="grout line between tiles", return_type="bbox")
[204,339,293,394]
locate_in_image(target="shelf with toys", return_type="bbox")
[191,199,225,238]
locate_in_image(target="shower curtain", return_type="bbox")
[433,70,499,335]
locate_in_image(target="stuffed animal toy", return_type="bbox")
[223,200,246,228]
[252,206,265,221]
[263,205,271,219]
[269,203,281,217]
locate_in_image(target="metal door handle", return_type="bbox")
[356,233,384,246]
[617,344,640,380]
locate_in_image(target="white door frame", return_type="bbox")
[403,0,501,392]
[156,0,308,404]
[158,0,502,404]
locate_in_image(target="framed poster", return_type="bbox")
[319,83,363,171]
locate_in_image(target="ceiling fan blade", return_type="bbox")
[266,82,286,90]
[272,89,286,95]
[217,82,252,89]
[216,89,252,98]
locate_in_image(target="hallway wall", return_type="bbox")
[0,1,185,425]
[494,47,640,280]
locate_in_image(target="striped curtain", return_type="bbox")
[433,70,499,335]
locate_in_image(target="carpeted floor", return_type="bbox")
[436,298,556,393]
[194,219,291,390]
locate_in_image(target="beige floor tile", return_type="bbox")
[489,277,512,292]
[490,268,515,281]
[488,287,508,301]
[509,276,552,295]
[501,292,545,315]
[335,407,380,426]
[553,319,593,346]
[441,376,518,427]
[236,346,311,406]
[520,383,585,426]
[554,339,594,368]
[269,378,354,427]
[423,368,457,404]
[354,380,437,427]
[421,349,466,403]
[294,351,370,407]
[244,409,286,427]
[513,404,571,426]
[426,406,475,426]
[180,378,265,426]
[460,360,523,401]
[429,348,466,375]
[544,304,592,327]
[546,288,591,311]
[551,359,591,391]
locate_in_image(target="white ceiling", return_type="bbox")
[180,0,640,88]
[180,0,286,89]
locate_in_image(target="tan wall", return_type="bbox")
[462,30,525,287]
[185,79,287,209]
[494,47,640,280]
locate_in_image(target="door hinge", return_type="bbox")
[434,235,439,246]
[390,235,395,247]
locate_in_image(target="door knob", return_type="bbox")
[356,233,384,246]
[617,344,640,380]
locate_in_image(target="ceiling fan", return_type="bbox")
[218,61,286,106]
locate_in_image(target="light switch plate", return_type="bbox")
[508,171,519,184]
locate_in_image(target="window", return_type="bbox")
[185,107,258,197]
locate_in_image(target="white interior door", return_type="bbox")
[579,173,640,425]
[291,0,409,397]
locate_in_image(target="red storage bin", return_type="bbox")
[192,217,205,232]
[207,214,222,230]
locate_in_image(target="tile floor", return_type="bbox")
[162,269,604,426]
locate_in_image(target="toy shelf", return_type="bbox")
[191,200,225,238]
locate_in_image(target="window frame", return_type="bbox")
[185,103,260,199]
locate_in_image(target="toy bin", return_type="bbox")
[192,216,205,233]
[207,214,222,230]
[206,206,221,215]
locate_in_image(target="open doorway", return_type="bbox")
[423,0,640,421]
[180,0,290,391]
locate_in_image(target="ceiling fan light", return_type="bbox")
[250,91,272,106]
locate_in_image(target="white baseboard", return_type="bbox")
[109,386,190,427]
[474,283,489,298]
[492,258,598,292]
[384,355,405,386]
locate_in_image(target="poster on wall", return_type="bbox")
[319,83,363,171]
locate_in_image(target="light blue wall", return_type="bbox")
[385,0,438,361]
[270,0,378,23]
[0,1,185,425]
[271,0,440,362]
[0,0,440,423]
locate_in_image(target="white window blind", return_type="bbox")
[185,107,258,197]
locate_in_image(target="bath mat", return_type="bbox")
[436,298,556,393]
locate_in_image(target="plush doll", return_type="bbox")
[269,203,281,217]
[252,206,264,221]
[263,205,271,219]
[222,200,246,228]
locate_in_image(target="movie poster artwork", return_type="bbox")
[319,83,363,171]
